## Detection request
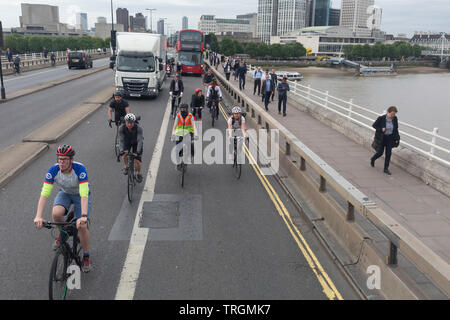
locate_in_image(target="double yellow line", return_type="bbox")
[218,104,343,300]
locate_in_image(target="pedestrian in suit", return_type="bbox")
[370,106,400,175]
[261,70,273,111]
[277,76,290,116]
[270,69,277,101]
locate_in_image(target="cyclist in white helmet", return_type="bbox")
[119,113,144,183]
[227,106,248,161]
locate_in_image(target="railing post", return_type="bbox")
[300,157,306,171]
[348,98,353,119]
[429,127,439,160]
[319,175,326,192]
[387,241,398,265]
[324,91,329,108]
[307,85,311,101]
[346,202,355,221]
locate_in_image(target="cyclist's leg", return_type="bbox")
[72,193,91,254]
[52,190,70,222]
[133,144,142,174]
[171,96,176,115]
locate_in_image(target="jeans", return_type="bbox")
[371,134,394,170]
[239,76,246,90]
[264,91,272,110]
[253,79,261,95]
[278,95,287,114]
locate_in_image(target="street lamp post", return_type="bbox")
[146,8,156,33]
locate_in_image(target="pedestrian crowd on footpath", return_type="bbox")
[207,50,402,176]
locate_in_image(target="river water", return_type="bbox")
[299,71,450,139]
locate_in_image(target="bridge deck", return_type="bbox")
[214,65,450,266]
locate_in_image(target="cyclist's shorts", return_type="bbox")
[53,190,92,220]
[124,142,143,162]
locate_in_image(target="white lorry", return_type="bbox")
[112,32,167,98]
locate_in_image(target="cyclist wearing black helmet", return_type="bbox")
[108,92,130,127]
[34,145,92,272]
[119,113,144,183]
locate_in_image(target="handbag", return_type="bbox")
[372,136,382,151]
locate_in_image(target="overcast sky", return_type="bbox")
[1,0,450,37]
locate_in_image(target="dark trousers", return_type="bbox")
[278,95,287,114]
[253,79,261,95]
[371,134,394,170]
[264,91,272,110]
[176,133,194,158]
[239,76,246,90]
[225,72,230,81]
[271,90,276,101]
[192,107,202,120]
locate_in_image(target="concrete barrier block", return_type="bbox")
[0,142,49,188]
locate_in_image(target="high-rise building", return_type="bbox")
[328,8,340,26]
[257,0,279,44]
[312,0,330,26]
[133,13,146,31]
[76,13,88,31]
[157,19,165,35]
[340,0,374,36]
[129,16,134,31]
[97,17,107,24]
[182,16,188,30]
[277,0,307,36]
[116,8,129,32]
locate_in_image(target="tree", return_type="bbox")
[233,40,244,54]
[209,33,220,52]
[344,45,353,59]
[244,42,259,57]
[220,36,235,56]
[256,42,269,57]
[287,42,306,57]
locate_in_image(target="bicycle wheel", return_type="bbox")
[181,162,185,188]
[49,250,69,300]
[234,152,241,179]
[127,166,134,203]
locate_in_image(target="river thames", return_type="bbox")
[299,71,450,138]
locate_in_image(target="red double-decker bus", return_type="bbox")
[176,29,204,76]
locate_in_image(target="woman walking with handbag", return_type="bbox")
[370,106,400,175]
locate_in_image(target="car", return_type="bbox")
[67,51,93,69]
[275,71,303,81]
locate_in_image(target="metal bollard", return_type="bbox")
[387,241,398,265]
[319,175,326,192]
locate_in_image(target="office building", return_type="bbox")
[340,0,374,36]
[309,0,330,26]
[257,0,307,44]
[271,26,376,55]
[198,15,253,36]
[257,0,279,44]
[116,8,129,32]
[76,13,88,31]
[97,17,107,24]
[328,8,340,26]
[15,3,84,37]
[133,13,146,31]
[95,22,124,39]
[236,13,258,38]
[157,19,165,35]
[182,16,188,30]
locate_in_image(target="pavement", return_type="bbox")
[212,64,450,268]
[0,73,360,300]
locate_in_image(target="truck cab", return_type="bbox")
[111,32,166,98]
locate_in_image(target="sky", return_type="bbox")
[1,0,450,37]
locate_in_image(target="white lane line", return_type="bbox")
[115,98,172,300]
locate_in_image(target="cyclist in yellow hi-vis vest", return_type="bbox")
[171,103,198,171]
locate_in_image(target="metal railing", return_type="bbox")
[207,59,450,297]
[245,63,450,167]
[1,49,109,64]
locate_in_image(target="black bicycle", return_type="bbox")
[171,94,181,120]
[173,136,195,188]
[43,210,83,300]
[120,151,138,203]
[231,136,248,179]
[209,98,220,127]
[113,116,140,162]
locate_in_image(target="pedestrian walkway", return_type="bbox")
[215,63,450,266]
